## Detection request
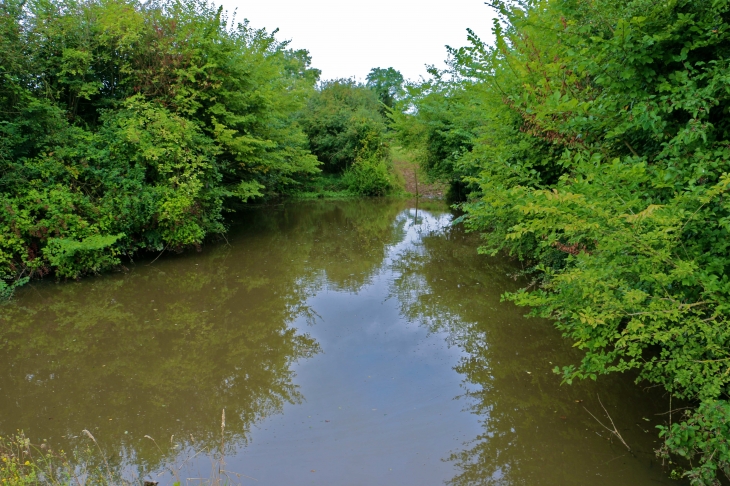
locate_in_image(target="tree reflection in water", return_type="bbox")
[391,214,675,486]
[0,200,409,479]
[0,201,674,485]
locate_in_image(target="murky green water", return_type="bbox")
[1,200,679,485]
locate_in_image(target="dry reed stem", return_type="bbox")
[82,429,113,481]
[76,411,253,486]
[219,409,226,479]
[144,435,182,484]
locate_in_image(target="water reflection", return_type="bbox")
[391,214,677,485]
[237,199,408,291]
[0,200,410,477]
[0,247,320,474]
[0,200,679,485]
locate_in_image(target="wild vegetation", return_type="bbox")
[395,0,730,483]
[0,0,322,294]
[297,78,400,196]
[0,0,405,297]
[8,0,728,482]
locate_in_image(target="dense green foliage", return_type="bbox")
[341,154,396,196]
[299,79,387,173]
[393,70,483,199]
[298,79,398,195]
[0,0,320,290]
[397,0,730,482]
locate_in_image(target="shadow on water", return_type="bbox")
[0,199,682,485]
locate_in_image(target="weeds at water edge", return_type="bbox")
[0,411,252,486]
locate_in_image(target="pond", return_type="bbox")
[0,200,679,485]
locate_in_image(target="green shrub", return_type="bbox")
[396,0,730,481]
[299,79,388,173]
[658,401,730,485]
[0,0,320,294]
[343,155,395,197]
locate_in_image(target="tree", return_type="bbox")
[299,79,388,173]
[365,67,404,114]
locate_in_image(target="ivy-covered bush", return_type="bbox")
[0,0,319,289]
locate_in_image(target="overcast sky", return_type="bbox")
[220,0,497,82]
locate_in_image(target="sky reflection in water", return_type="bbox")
[0,200,679,485]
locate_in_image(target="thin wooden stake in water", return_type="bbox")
[414,166,419,198]
[219,409,226,476]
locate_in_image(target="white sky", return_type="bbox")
[221,0,497,82]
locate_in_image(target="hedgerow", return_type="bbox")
[397,0,730,482]
[0,0,319,287]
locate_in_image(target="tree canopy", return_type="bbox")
[298,79,397,195]
[365,66,404,114]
